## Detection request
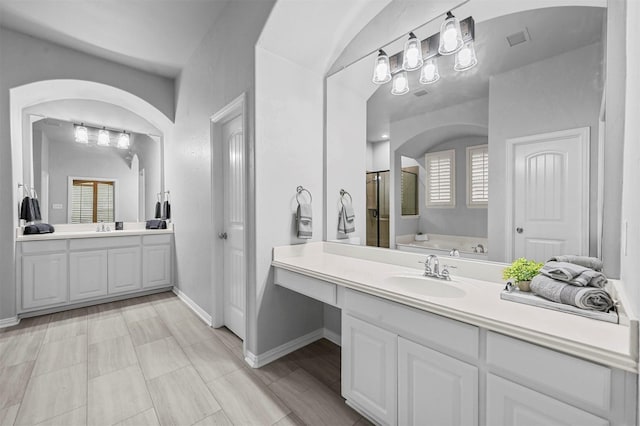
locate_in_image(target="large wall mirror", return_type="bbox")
[325,0,618,266]
[23,99,163,224]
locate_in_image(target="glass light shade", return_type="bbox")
[454,41,478,71]
[438,12,463,55]
[372,50,391,84]
[402,32,423,71]
[97,129,110,146]
[117,132,130,149]
[391,71,409,95]
[419,58,440,84]
[74,124,88,144]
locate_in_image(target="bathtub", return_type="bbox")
[396,233,489,260]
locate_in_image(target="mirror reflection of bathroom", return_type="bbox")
[365,170,390,248]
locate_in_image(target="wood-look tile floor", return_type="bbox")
[0,292,372,426]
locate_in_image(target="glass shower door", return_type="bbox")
[366,171,390,248]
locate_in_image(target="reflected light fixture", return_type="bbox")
[74,123,88,144]
[97,128,110,146]
[117,131,130,149]
[391,71,409,95]
[402,32,423,71]
[419,58,440,84]
[438,11,463,55]
[454,40,478,71]
[372,49,392,84]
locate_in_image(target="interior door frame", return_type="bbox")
[505,127,590,260]
[210,93,250,344]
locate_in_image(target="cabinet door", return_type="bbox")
[22,253,68,310]
[108,246,141,294]
[342,314,397,425]
[69,250,108,301]
[142,244,171,288]
[486,374,609,426]
[398,337,478,426]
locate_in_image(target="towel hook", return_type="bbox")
[296,186,312,204]
[339,189,352,205]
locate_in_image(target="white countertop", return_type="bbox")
[16,222,174,242]
[272,242,638,372]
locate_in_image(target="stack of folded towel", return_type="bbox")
[338,202,355,234]
[530,255,614,312]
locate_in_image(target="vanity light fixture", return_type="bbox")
[117,131,130,149]
[372,49,392,84]
[439,11,463,55]
[419,58,440,84]
[97,128,110,146]
[454,40,478,71]
[74,123,88,144]
[391,71,409,95]
[402,32,423,71]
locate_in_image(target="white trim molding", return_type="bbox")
[172,287,212,326]
[245,328,325,368]
[0,316,20,329]
[323,327,341,346]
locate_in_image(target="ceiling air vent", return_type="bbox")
[506,28,530,47]
[414,90,428,97]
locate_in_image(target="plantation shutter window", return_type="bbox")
[425,149,455,207]
[71,180,114,223]
[467,145,489,206]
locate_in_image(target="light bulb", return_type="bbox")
[402,32,423,71]
[406,48,419,69]
[458,47,472,66]
[74,124,88,144]
[438,12,463,55]
[443,28,458,51]
[391,72,409,95]
[454,41,478,71]
[98,129,110,146]
[117,132,130,149]
[372,50,391,84]
[419,59,440,85]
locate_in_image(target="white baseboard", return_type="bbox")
[0,316,20,329]
[245,328,325,368]
[172,287,213,326]
[323,327,341,346]
[245,327,342,368]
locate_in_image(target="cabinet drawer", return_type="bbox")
[70,236,140,250]
[487,331,611,412]
[21,240,67,254]
[344,289,479,361]
[274,268,336,306]
[143,234,172,245]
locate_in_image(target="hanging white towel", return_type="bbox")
[297,203,312,239]
[338,204,355,234]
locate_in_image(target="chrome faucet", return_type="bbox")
[472,244,485,254]
[449,248,460,257]
[419,255,451,280]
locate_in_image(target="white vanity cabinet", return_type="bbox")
[342,314,397,425]
[21,240,68,310]
[17,232,173,314]
[142,235,172,288]
[398,337,478,426]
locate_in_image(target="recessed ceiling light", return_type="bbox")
[381,133,389,139]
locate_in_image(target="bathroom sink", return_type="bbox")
[383,275,466,298]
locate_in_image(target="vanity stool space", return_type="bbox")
[16,232,173,314]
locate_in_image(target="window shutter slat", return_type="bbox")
[467,145,489,206]
[425,149,455,207]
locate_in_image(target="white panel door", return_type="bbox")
[486,374,608,426]
[342,314,397,426]
[222,114,245,340]
[69,250,108,301]
[398,337,478,426]
[22,253,68,309]
[142,244,171,288]
[509,128,589,262]
[108,246,141,294]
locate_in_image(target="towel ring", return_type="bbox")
[296,186,312,204]
[339,189,352,205]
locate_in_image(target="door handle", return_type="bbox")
[218,232,228,240]
[516,227,524,234]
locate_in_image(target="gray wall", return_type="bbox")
[133,134,162,221]
[487,42,604,264]
[0,27,174,321]
[418,136,489,238]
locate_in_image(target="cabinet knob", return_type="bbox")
[218,232,228,240]
[516,227,524,234]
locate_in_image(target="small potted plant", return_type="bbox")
[502,258,543,292]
